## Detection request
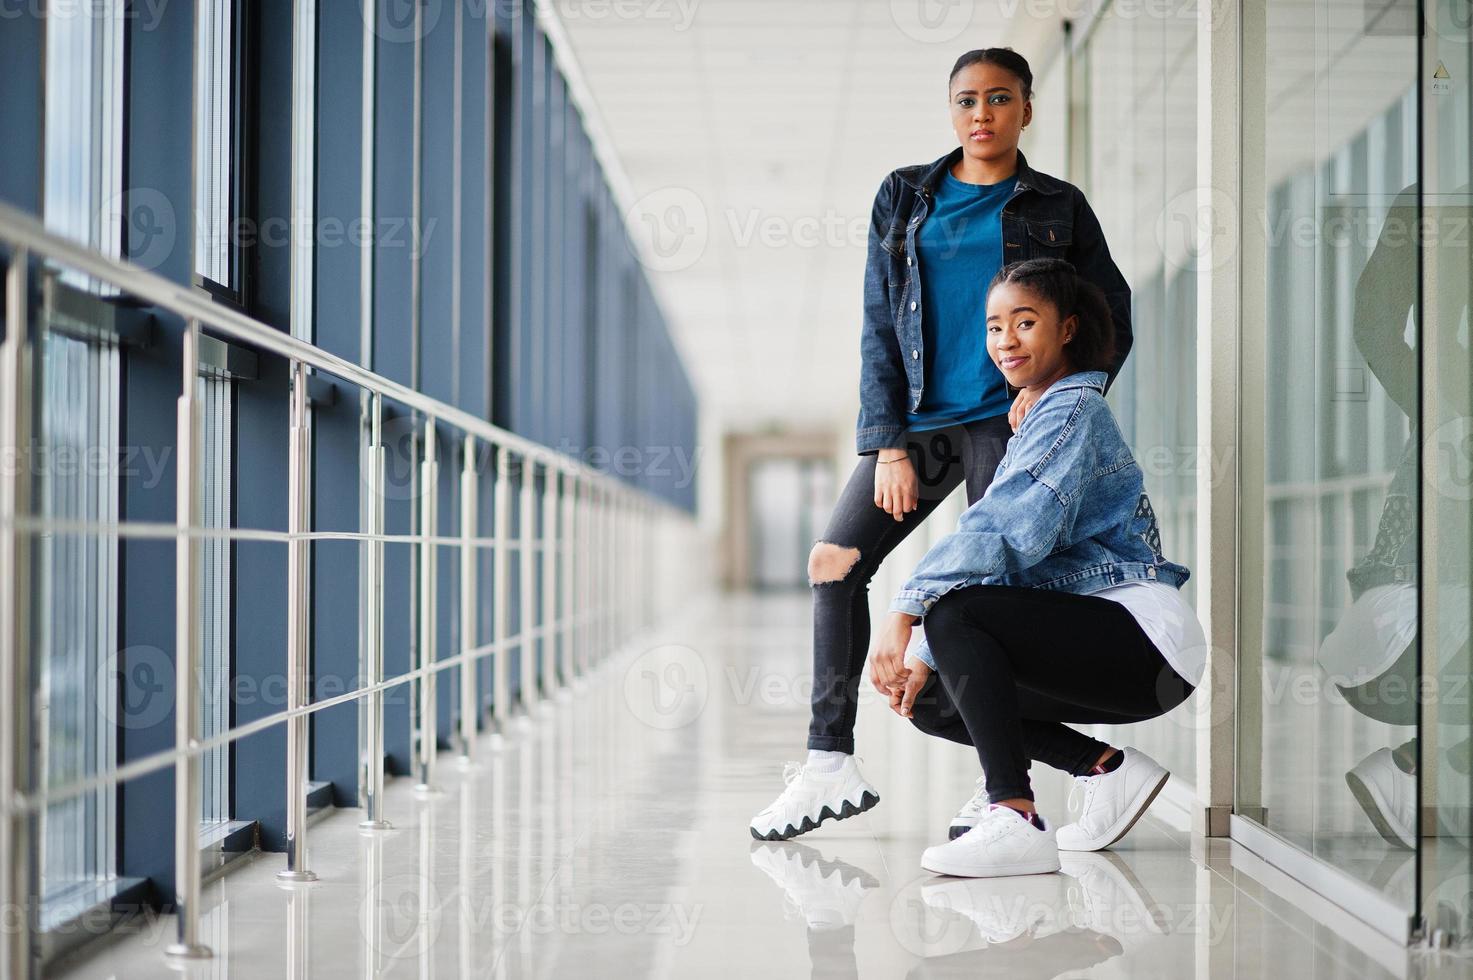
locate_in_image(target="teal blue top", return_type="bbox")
[907,171,1016,431]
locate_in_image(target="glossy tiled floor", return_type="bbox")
[50,592,1473,978]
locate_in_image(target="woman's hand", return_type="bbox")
[888,658,931,718]
[869,612,917,696]
[873,450,918,522]
[1009,386,1042,432]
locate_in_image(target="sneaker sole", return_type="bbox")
[1058,768,1169,852]
[750,789,880,842]
[1345,771,1414,850]
[921,852,1062,878]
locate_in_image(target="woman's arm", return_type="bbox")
[856,174,912,454]
[1352,186,1418,418]
[1068,190,1133,394]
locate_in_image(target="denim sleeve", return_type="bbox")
[1068,190,1133,395]
[888,391,1091,618]
[855,175,910,455]
[912,631,937,670]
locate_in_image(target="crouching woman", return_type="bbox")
[870,257,1207,878]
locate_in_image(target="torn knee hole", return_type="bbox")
[808,542,861,585]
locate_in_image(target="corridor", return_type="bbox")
[49,593,1464,979]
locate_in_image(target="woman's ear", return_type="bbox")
[1061,313,1078,344]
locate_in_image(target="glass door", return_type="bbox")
[1235,0,1426,931]
[1417,0,1473,945]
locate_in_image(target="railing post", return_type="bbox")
[596,483,605,668]
[277,358,317,883]
[491,445,511,740]
[643,499,655,630]
[518,456,538,718]
[540,464,559,701]
[574,477,589,679]
[0,249,38,980]
[458,433,477,764]
[415,418,438,792]
[166,319,214,954]
[559,471,575,693]
[359,393,390,829]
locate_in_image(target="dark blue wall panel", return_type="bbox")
[116,0,194,904]
[311,0,368,806]
[0,8,42,214]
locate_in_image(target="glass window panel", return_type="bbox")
[1066,1,1200,787]
[36,327,119,905]
[194,0,237,290]
[1238,0,1422,914]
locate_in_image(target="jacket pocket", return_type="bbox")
[1025,220,1072,258]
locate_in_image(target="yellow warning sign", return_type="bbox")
[1434,61,1451,79]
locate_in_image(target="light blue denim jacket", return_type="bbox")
[887,371,1190,669]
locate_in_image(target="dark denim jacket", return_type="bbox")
[856,147,1134,454]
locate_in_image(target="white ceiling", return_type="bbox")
[548,0,1063,434]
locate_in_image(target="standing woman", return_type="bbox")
[751,47,1134,842]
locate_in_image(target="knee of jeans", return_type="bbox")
[808,541,862,587]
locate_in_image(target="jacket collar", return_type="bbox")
[1046,370,1109,394]
[894,146,1065,197]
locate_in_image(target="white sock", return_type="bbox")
[806,749,848,773]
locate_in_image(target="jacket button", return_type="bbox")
[910,301,917,311]
[907,255,913,266]
[911,349,919,360]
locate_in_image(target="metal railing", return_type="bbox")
[0,200,682,975]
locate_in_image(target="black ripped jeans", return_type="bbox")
[808,415,1014,753]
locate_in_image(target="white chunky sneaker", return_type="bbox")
[1056,747,1169,852]
[749,756,879,842]
[921,804,1061,878]
[1345,747,1416,849]
[948,777,989,840]
[748,840,878,930]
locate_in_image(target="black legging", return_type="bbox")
[907,584,1196,804]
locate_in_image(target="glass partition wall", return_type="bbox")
[1417,0,1472,945]
[1236,0,1472,942]
[1061,0,1201,789]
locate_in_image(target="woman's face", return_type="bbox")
[949,63,1031,165]
[986,281,1076,389]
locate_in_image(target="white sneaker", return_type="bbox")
[1345,747,1416,849]
[748,841,878,930]
[921,803,1061,878]
[948,777,989,840]
[1059,851,1170,942]
[920,872,1072,942]
[1056,747,1169,852]
[749,756,879,841]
